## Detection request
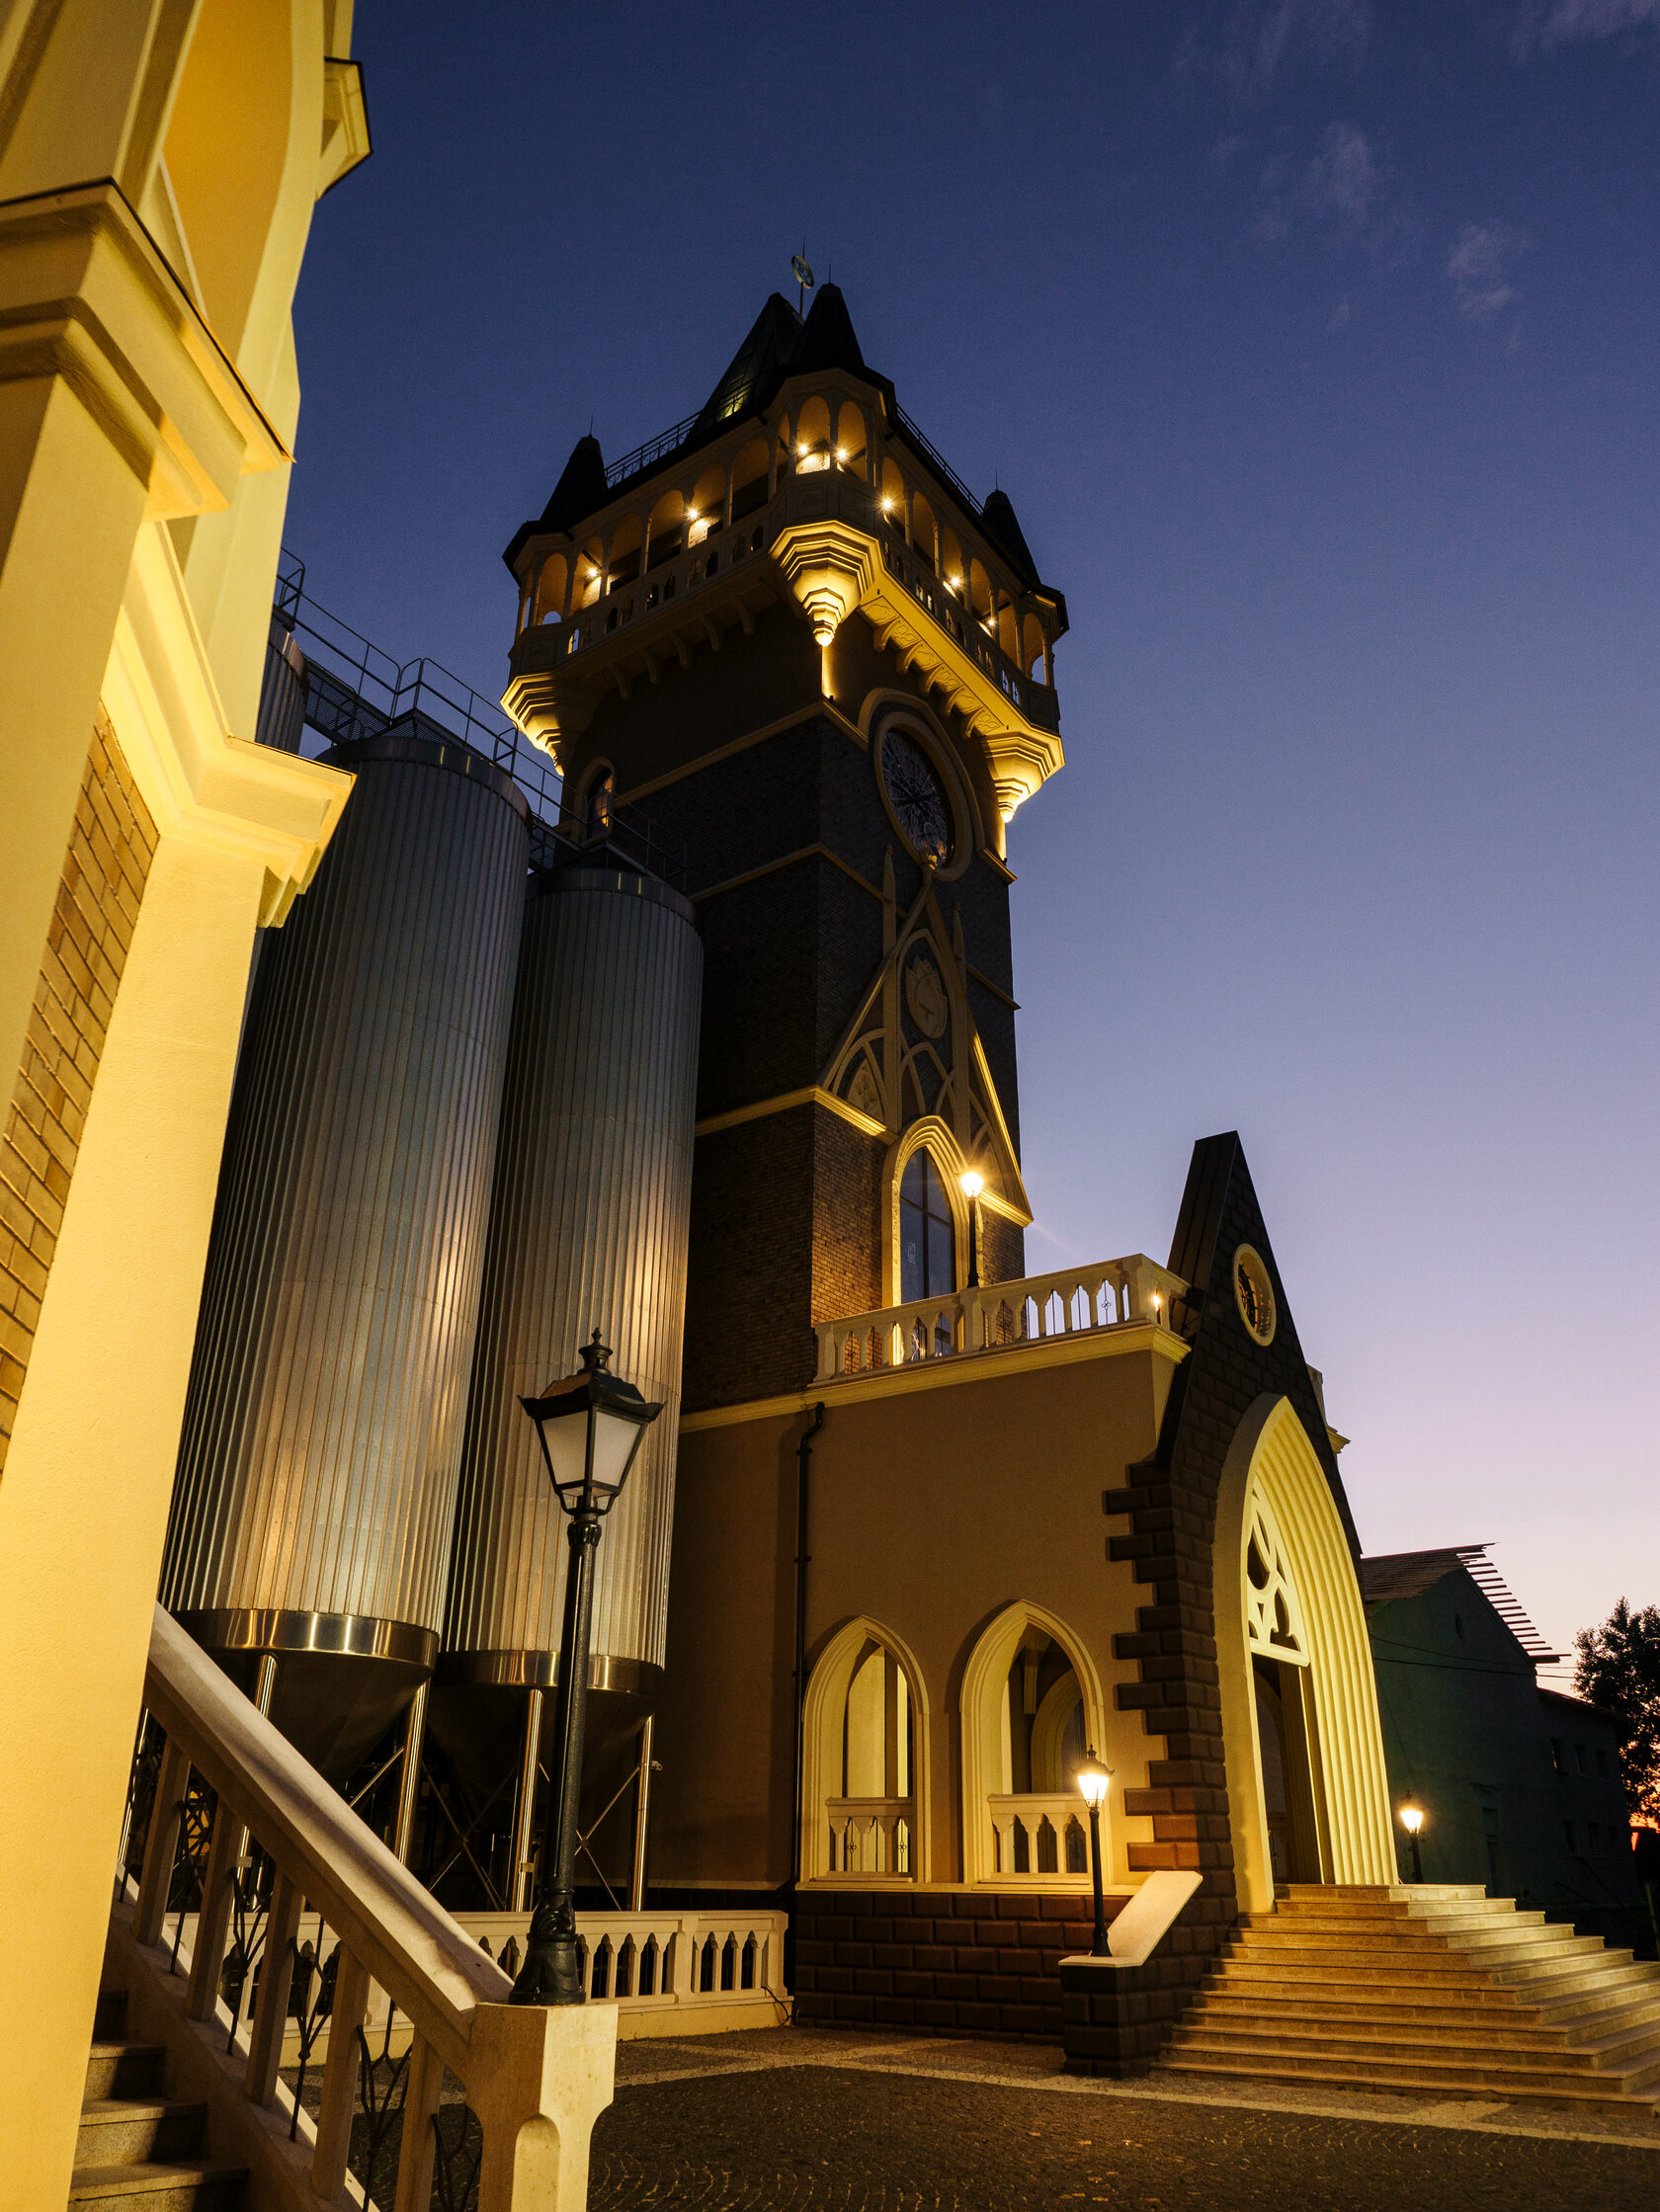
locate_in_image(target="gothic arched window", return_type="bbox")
[899,1149,954,1302]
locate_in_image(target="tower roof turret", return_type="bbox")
[980,489,1039,591]
[537,433,609,533]
[792,282,865,374]
[696,291,803,431]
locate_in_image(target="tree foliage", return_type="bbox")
[1575,1598,1660,1824]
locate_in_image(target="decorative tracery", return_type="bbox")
[1244,1487,1310,1665]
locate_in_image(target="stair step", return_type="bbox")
[1169,2023,1612,2076]
[77,2101,208,2168]
[1155,2050,1647,2107]
[1177,1886,1660,2110]
[67,2164,245,2211]
[1187,2005,1591,2053]
[92,1993,129,2041]
[85,2044,167,2101]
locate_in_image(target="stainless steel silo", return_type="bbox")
[436,862,701,1870]
[162,729,530,1778]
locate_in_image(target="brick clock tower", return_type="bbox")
[502,286,1067,1413]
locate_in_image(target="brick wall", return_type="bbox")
[793,1887,1106,2040]
[1098,1132,1360,2052]
[0,711,157,1472]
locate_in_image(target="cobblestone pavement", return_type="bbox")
[590,2029,1660,2211]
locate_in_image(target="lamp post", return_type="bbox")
[959,1169,984,1289]
[1076,1750,1113,1957]
[510,1329,661,2006]
[1398,1799,1426,1885]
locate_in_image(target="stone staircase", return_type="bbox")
[69,1988,245,2210]
[1156,1884,1660,2109]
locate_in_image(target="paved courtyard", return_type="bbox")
[590,2027,1660,2211]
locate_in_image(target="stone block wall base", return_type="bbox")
[1060,1955,1187,2075]
[793,1888,1103,2041]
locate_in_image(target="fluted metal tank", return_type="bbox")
[162,728,530,1776]
[436,861,701,1797]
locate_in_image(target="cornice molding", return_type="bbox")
[103,525,351,923]
[0,180,288,518]
[679,1319,1190,1432]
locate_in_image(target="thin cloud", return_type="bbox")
[1447,220,1529,323]
[1301,121,1380,229]
[1512,0,1660,54]
[1252,122,1413,260]
[1177,0,1371,106]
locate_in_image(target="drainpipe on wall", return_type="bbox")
[789,1401,827,1942]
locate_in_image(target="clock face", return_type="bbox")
[881,729,954,865]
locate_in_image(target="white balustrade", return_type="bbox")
[814,1254,1189,1384]
[987,1793,1098,1882]
[122,1605,615,2212]
[824,1796,914,1878]
[456,1908,788,2027]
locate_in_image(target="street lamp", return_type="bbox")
[1398,1799,1426,1885]
[510,1329,661,2006]
[959,1169,984,1288]
[1076,1750,1113,1957]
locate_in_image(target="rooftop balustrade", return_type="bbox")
[529,471,1059,738]
[814,1254,1189,1386]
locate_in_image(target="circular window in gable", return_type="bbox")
[1233,1245,1277,1347]
[879,726,955,867]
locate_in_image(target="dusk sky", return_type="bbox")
[286,2,1660,1668]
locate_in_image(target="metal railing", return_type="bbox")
[263,551,689,890]
[892,403,984,521]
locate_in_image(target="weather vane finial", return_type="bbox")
[792,244,814,317]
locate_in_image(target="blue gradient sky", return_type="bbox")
[287,2,1660,1665]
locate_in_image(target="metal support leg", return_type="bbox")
[392,1679,429,1865]
[629,1713,655,1913]
[510,1686,544,1912]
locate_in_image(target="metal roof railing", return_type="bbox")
[265,550,688,890]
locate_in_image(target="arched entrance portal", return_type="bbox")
[1214,1396,1394,1912]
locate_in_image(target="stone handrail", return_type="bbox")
[130,1602,615,2212]
[824,1796,915,1878]
[815,1254,1188,1384]
[987,1793,1099,1882]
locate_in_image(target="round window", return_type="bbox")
[1233,1245,1277,1347]
[879,727,954,866]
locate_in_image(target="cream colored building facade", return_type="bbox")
[0,8,366,2201]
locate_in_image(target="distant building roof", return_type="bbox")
[1536,1685,1616,1725]
[1361,1542,1559,1661]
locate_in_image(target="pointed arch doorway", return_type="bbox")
[1213,1397,1395,1912]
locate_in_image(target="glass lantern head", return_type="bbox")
[521,1328,662,1516]
[1075,1750,1113,1810]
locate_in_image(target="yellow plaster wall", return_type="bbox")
[0,7,359,2201]
[656,1336,1185,1895]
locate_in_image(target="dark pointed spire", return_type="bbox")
[539,434,609,533]
[980,488,1039,589]
[696,292,803,430]
[792,282,865,373]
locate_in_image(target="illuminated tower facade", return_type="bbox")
[502,287,1067,1409]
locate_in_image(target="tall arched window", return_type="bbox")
[960,1602,1109,1886]
[899,1149,954,1301]
[801,1619,929,1882]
